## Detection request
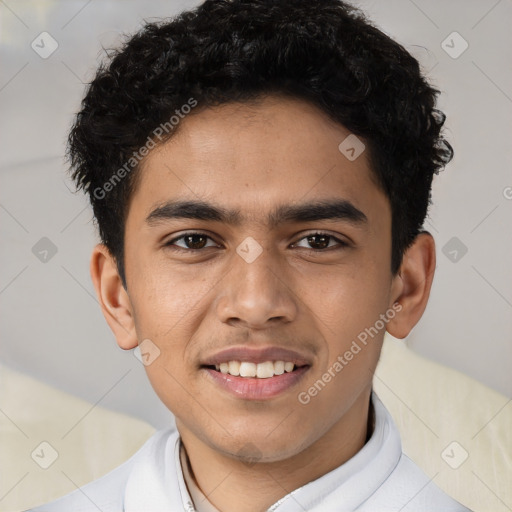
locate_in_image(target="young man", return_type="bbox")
[29,0,472,510]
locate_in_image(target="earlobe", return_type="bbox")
[89,244,138,350]
[386,232,436,339]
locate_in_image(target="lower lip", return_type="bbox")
[203,366,310,400]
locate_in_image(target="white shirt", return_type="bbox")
[27,393,472,511]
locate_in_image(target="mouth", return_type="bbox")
[200,361,311,400]
[202,360,308,378]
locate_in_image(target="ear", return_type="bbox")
[90,243,138,350]
[386,232,436,339]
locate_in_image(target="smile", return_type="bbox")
[202,363,311,400]
[213,360,296,378]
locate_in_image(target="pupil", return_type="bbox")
[187,234,206,249]
[309,234,329,249]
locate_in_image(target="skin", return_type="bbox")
[90,95,435,512]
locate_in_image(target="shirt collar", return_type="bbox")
[174,391,402,512]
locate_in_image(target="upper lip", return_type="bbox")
[201,346,313,367]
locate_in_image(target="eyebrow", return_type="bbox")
[145,198,368,229]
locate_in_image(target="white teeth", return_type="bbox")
[212,360,298,378]
[228,361,240,376]
[274,360,285,375]
[284,362,294,372]
[256,361,274,378]
[239,362,257,377]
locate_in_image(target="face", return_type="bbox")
[119,96,401,461]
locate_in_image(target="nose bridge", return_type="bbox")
[235,240,277,293]
[217,238,296,327]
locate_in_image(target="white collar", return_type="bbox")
[122,392,401,511]
[177,393,402,512]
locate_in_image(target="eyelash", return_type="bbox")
[164,231,349,253]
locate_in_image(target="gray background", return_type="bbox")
[1,0,511,430]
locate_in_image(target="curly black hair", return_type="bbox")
[68,0,453,289]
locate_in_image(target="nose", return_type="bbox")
[215,243,298,329]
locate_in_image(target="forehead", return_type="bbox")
[127,95,389,229]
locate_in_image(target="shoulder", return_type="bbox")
[25,461,131,512]
[25,428,176,512]
[362,453,473,511]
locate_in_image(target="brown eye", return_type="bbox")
[293,232,348,251]
[306,234,330,250]
[182,234,208,249]
[165,232,217,251]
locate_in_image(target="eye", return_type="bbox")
[165,232,219,251]
[292,232,348,251]
[164,231,349,253]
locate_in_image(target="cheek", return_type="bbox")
[129,252,212,334]
[128,260,218,366]
[131,271,203,415]
[311,260,390,384]
[318,258,389,325]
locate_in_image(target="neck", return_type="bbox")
[177,391,374,512]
